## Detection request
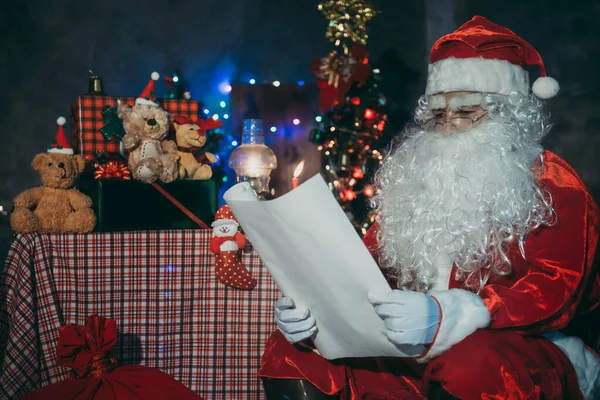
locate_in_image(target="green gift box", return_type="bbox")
[78,179,217,232]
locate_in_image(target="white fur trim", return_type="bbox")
[448,93,483,110]
[429,94,485,111]
[211,218,238,228]
[428,95,446,110]
[48,148,74,155]
[135,98,159,106]
[543,332,600,399]
[417,289,490,362]
[431,253,454,291]
[532,76,559,99]
[56,116,66,125]
[426,57,529,96]
[151,71,160,80]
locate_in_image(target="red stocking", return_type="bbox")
[214,251,257,290]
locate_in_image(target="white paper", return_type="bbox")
[224,174,425,360]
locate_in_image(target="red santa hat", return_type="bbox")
[425,16,559,99]
[211,205,239,228]
[47,117,74,155]
[135,72,160,106]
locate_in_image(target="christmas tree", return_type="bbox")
[309,0,390,236]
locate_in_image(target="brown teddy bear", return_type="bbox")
[173,115,221,180]
[118,72,178,184]
[10,117,96,234]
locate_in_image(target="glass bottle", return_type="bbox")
[229,119,277,198]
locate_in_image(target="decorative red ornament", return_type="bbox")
[363,185,374,197]
[352,168,364,179]
[94,161,131,180]
[377,120,386,131]
[311,43,371,111]
[364,109,375,120]
[210,205,256,290]
[351,97,361,105]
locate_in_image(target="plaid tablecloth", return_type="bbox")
[0,230,280,399]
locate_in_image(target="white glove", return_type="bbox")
[275,297,317,344]
[368,290,440,346]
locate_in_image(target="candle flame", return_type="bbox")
[293,160,305,178]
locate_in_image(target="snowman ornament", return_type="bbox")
[210,205,257,290]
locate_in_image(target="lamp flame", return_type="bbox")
[293,160,305,178]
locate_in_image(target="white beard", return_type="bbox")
[373,119,552,292]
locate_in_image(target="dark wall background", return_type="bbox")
[457,0,600,200]
[0,0,426,210]
[1,0,599,260]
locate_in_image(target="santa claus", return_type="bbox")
[259,16,600,399]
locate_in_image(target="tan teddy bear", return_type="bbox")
[173,115,221,180]
[10,117,96,234]
[118,72,178,184]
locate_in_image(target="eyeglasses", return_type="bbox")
[424,111,489,133]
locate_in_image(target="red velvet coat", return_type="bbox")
[259,151,600,399]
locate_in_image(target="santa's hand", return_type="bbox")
[369,290,440,346]
[275,297,317,344]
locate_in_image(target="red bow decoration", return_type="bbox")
[311,44,371,111]
[94,160,131,180]
[57,315,119,379]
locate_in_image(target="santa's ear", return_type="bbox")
[72,155,86,173]
[32,153,49,171]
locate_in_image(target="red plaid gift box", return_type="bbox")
[70,95,199,157]
[0,231,280,399]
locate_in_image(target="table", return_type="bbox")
[0,231,280,399]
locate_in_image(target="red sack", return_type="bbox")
[22,315,202,400]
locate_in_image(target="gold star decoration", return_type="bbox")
[317,0,378,47]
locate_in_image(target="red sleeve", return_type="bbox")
[210,236,221,255]
[480,152,599,334]
[235,232,247,249]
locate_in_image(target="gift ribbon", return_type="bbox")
[151,182,210,229]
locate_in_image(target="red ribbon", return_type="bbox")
[94,161,131,180]
[150,183,210,229]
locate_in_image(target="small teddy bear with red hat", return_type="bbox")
[210,205,257,290]
[10,117,96,234]
[118,72,179,184]
[173,115,222,180]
